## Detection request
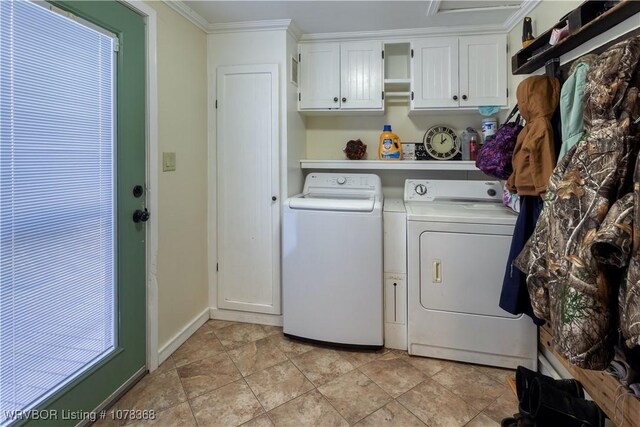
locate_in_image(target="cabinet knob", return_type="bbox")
[342,97,346,103]
[462,95,468,100]
[333,97,338,102]
[453,95,458,101]
[272,196,277,201]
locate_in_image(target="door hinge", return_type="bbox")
[298,93,301,101]
[382,91,385,100]
[114,38,120,52]
[298,53,301,62]
[411,91,414,101]
[410,49,414,58]
[506,89,509,98]
[215,99,218,109]
[216,263,219,272]
[382,50,384,59]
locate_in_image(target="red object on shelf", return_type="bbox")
[470,141,478,161]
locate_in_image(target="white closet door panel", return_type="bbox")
[299,43,340,109]
[459,35,507,107]
[412,38,459,109]
[340,41,383,110]
[217,64,280,314]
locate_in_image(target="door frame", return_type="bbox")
[118,0,159,374]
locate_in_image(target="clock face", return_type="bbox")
[424,126,459,160]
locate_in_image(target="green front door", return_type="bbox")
[0,1,146,425]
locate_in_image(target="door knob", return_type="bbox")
[342,97,346,102]
[333,97,338,102]
[133,208,150,223]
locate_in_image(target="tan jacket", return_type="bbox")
[507,76,561,196]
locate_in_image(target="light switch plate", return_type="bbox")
[163,152,176,172]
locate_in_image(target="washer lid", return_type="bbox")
[406,202,517,225]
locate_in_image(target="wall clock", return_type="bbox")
[423,125,461,160]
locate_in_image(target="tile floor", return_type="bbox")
[94,320,518,427]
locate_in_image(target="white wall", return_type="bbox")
[145,1,209,351]
[306,104,484,161]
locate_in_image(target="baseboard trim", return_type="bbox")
[158,308,209,364]
[210,307,283,326]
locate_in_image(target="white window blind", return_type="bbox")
[0,0,116,418]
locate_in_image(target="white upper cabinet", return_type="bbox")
[411,37,459,109]
[299,43,341,110]
[299,41,383,111]
[411,34,507,110]
[340,41,383,110]
[459,35,507,107]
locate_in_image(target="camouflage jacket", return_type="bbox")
[514,37,640,370]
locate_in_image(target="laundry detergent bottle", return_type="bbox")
[378,124,402,160]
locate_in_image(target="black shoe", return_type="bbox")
[516,366,584,414]
[501,413,535,427]
[529,377,605,427]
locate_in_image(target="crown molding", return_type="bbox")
[163,0,528,40]
[299,24,507,43]
[287,20,303,41]
[207,19,295,34]
[163,0,208,32]
[162,2,298,36]
[503,0,541,32]
[425,0,441,17]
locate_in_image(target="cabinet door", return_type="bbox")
[340,41,383,110]
[217,64,280,314]
[299,43,340,109]
[459,35,507,107]
[411,37,459,108]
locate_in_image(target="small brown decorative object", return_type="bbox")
[343,139,367,160]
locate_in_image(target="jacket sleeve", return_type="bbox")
[590,193,634,267]
[524,121,556,195]
[513,151,573,321]
[506,129,527,193]
[514,208,551,320]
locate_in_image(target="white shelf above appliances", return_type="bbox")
[300,159,479,171]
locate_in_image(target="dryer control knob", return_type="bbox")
[337,176,347,185]
[415,184,427,195]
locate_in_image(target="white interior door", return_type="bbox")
[411,37,459,108]
[340,41,383,110]
[217,64,280,314]
[299,43,340,110]
[459,35,507,107]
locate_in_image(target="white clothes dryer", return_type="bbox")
[405,179,537,369]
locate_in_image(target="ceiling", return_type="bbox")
[183,0,531,34]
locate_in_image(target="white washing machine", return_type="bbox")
[405,179,537,369]
[283,173,383,348]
